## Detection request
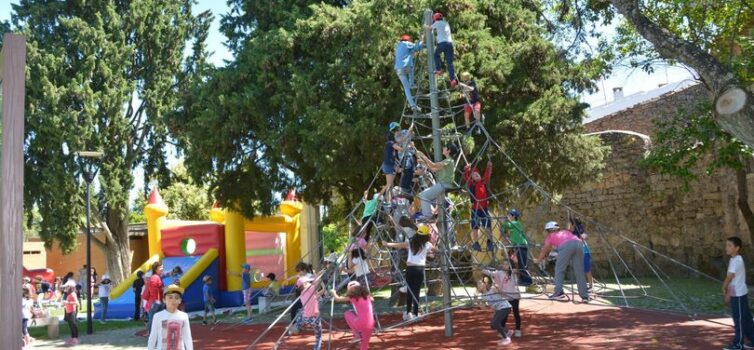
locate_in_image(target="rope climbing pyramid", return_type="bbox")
[246,9,725,350]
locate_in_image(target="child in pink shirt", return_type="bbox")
[295,274,323,350]
[64,285,79,346]
[331,281,375,350]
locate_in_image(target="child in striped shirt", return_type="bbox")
[477,276,512,346]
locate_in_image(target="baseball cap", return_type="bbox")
[347,281,361,289]
[203,275,212,282]
[417,224,430,236]
[508,208,520,218]
[544,221,559,231]
[389,122,400,131]
[242,263,251,270]
[163,284,184,296]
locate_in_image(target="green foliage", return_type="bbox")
[582,1,754,182]
[642,101,752,189]
[173,0,609,216]
[322,222,350,255]
[129,194,148,224]
[161,162,212,220]
[130,162,212,222]
[13,0,210,253]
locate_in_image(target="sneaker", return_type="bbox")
[514,330,522,337]
[471,242,482,252]
[548,292,567,301]
[506,330,514,338]
[214,319,219,324]
[399,285,407,293]
[402,312,413,321]
[289,326,300,335]
[723,346,743,350]
[744,345,754,349]
[498,337,512,346]
[581,297,591,304]
[202,320,207,325]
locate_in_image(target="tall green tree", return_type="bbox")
[14,0,210,283]
[172,0,609,215]
[546,0,754,239]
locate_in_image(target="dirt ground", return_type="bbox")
[197,298,732,350]
[29,298,732,349]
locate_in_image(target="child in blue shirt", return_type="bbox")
[394,34,425,112]
[202,275,217,325]
[228,264,263,323]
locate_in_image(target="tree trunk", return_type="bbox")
[103,208,133,285]
[608,0,754,149]
[735,166,754,243]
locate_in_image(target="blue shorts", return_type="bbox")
[381,162,396,175]
[470,208,491,229]
[584,252,592,273]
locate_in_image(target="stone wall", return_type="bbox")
[516,84,753,279]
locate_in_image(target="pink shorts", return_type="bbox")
[464,102,481,114]
[243,288,252,304]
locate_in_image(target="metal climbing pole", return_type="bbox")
[423,9,453,337]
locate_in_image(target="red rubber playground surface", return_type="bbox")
[191,299,733,349]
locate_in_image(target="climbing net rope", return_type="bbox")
[246,21,724,350]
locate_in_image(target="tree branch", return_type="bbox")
[608,0,737,94]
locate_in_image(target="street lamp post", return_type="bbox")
[75,151,103,335]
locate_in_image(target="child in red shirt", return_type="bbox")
[64,285,79,346]
[463,161,494,252]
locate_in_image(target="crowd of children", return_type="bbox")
[19,9,754,350]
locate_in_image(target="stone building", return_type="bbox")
[516,80,751,279]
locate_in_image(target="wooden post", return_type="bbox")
[1,33,26,348]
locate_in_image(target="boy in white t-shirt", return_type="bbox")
[723,236,754,350]
[147,284,193,350]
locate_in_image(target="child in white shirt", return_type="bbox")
[723,237,754,350]
[147,284,193,350]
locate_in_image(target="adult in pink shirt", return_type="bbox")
[533,221,589,302]
[145,261,165,335]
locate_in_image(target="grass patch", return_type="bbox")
[29,319,143,339]
[595,277,724,315]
